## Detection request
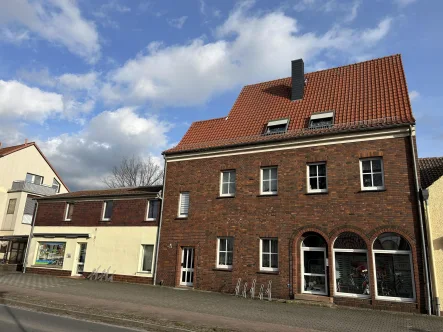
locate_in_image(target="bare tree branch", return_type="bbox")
[102,155,164,188]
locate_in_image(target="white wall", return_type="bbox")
[27,226,158,277]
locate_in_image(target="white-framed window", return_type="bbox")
[52,178,61,193]
[140,245,154,273]
[102,201,113,221]
[333,232,370,298]
[146,200,160,221]
[260,167,278,195]
[178,192,189,218]
[220,170,236,196]
[217,238,233,269]
[307,163,327,193]
[260,238,278,271]
[308,111,334,129]
[26,173,43,185]
[360,158,384,190]
[264,119,289,135]
[373,233,415,302]
[7,199,17,215]
[64,203,74,221]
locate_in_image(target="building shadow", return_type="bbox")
[433,236,443,250]
[0,291,27,332]
[263,85,291,99]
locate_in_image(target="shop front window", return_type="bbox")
[301,233,327,295]
[35,242,66,268]
[333,232,369,297]
[373,233,415,301]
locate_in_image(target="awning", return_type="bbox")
[32,233,90,239]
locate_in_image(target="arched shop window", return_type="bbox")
[333,232,370,297]
[373,233,415,301]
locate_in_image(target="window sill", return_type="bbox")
[216,195,235,199]
[99,220,111,223]
[31,265,63,269]
[305,191,328,195]
[256,270,279,275]
[175,217,188,220]
[144,219,157,222]
[257,194,278,197]
[358,189,386,193]
[136,271,153,276]
[212,268,233,272]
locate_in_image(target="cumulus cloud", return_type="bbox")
[39,107,171,190]
[0,27,30,44]
[167,16,188,29]
[0,80,63,122]
[102,1,393,107]
[0,0,100,63]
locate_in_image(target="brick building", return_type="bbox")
[156,55,428,313]
[25,186,162,284]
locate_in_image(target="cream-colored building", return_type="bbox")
[25,186,162,283]
[419,157,443,316]
[0,141,69,269]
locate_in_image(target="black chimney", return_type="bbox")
[291,59,304,101]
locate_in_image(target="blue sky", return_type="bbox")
[0,0,441,190]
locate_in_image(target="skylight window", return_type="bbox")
[264,119,289,135]
[308,111,334,129]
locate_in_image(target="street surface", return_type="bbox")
[0,271,441,331]
[0,304,143,332]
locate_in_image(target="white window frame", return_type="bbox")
[307,163,328,193]
[359,158,385,191]
[332,248,370,299]
[101,201,113,221]
[372,248,416,302]
[52,178,61,193]
[216,238,233,269]
[220,170,236,197]
[146,200,159,221]
[259,238,278,272]
[139,244,155,273]
[265,118,289,134]
[64,203,74,221]
[260,167,278,195]
[178,192,189,218]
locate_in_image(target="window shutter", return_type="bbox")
[180,193,190,216]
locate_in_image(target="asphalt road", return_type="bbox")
[0,304,145,332]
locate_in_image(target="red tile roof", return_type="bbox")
[38,185,163,200]
[165,54,415,155]
[418,157,443,189]
[0,142,70,192]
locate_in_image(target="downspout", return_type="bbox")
[153,155,167,286]
[422,191,441,316]
[409,125,432,315]
[22,201,38,274]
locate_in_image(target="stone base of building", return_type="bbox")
[26,267,153,285]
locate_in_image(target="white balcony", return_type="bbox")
[9,181,57,196]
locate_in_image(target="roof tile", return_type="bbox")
[418,157,443,189]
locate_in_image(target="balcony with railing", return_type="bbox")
[9,181,57,196]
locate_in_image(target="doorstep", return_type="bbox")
[287,294,335,308]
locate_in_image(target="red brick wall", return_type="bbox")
[36,198,160,227]
[157,136,425,313]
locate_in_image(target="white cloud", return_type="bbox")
[0,27,30,44]
[0,80,63,122]
[93,0,131,29]
[344,1,361,23]
[394,0,417,7]
[103,1,393,108]
[167,16,188,29]
[0,0,100,63]
[58,72,98,91]
[409,90,420,101]
[39,107,171,190]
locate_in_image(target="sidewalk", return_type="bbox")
[0,271,441,332]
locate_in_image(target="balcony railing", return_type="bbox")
[9,181,57,196]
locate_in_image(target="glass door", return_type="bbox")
[180,247,194,286]
[75,243,87,276]
[302,247,328,295]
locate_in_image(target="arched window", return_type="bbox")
[373,233,415,301]
[333,232,369,297]
[301,232,327,295]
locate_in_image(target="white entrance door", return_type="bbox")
[74,243,87,276]
[301,247,328,295]
[180,247,194,286]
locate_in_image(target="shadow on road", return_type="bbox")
[0,291,27,332]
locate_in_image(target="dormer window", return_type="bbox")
[308,111,334,129]
[264,119,289,135]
